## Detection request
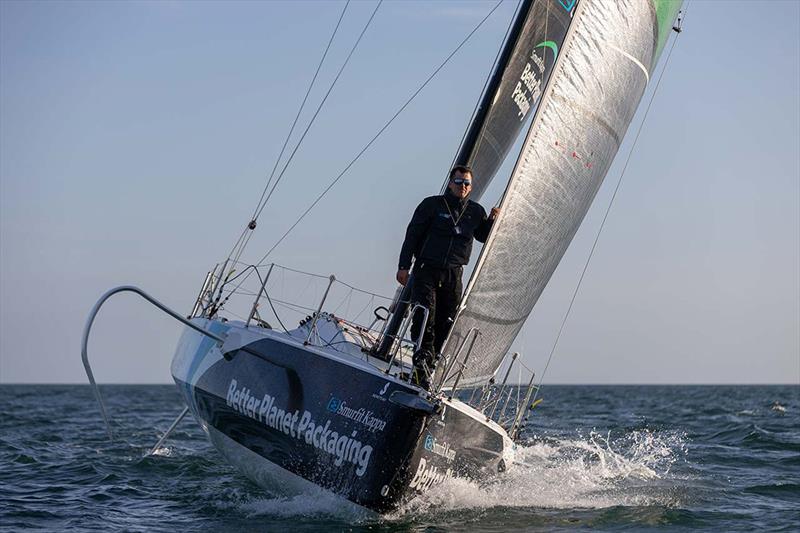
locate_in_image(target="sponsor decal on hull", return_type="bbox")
[371,381,391,402]
[226,378,373,476]
[327,396,387,433]
[424,433,456,462]
[409,458,453,492]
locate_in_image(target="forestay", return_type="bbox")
[441,0,682,387]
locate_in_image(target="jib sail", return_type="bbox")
[441,0,683,387]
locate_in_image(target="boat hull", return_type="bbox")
[171,320,511,512]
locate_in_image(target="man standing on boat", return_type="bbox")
[396,165,499,389]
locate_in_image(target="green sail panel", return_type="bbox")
[653,0,682,61]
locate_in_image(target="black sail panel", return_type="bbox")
[457,0,576,201]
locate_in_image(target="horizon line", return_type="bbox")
[1,381,798,386]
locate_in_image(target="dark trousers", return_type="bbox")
[409,265,463,360]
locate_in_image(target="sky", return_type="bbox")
[1,0,798,385]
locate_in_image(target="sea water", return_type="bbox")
[1,384,797,531]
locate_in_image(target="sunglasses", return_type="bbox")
[453,178,472,186]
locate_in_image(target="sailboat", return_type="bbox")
[83,0,682,513]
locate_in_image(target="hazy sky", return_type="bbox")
[1,0,798,384]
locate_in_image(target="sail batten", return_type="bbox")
[441,0,682,388]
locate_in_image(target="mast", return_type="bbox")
[373,0,536,361]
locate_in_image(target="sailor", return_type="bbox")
[396,165,499,389]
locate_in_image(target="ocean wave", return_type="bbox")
[2,384,796,531]
[241,488,371,521]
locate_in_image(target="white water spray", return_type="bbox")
[239,429,688,521]
[397,429,688,515]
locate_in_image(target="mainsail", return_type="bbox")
[442,0,682,387]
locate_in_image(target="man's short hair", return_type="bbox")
[449,165,473,180]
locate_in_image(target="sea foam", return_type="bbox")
[395,429,688,516]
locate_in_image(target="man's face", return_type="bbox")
[448,170,473,200]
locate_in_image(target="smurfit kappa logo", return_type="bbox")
[327,396,342,412]
[327,395,388,432]
[423,433,456,462]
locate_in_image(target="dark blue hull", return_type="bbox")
[171,320,511,512]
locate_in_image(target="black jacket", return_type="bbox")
[398,191,494,270]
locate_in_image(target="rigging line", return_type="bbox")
[250,0,351,225]
[332,288,354,314]
[244,259,290,333]
[273,262,391,299]
[252,0,384,224]
[263,291,291,333]
[255,0,505,267]
[273,263,330,279]
[229,222,256,274]
[252,261,392,299]
[530,16,685,407]
[271,298,316,314]
[215,263,257,286]
[209,263,270,314]
[351,295,375,323]
[212,1,382,304]
[226,1,352,268]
